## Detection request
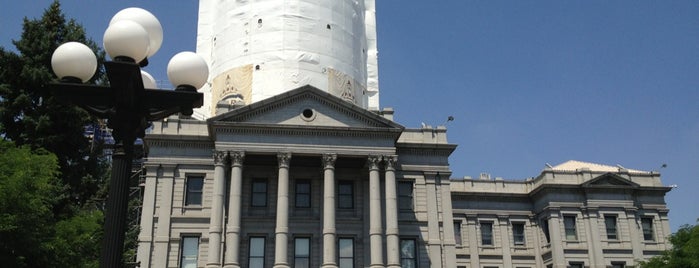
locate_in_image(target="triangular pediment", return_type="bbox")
[208,85,403,130]
[583,173,640,188]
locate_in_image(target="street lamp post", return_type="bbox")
[48,8,208,268]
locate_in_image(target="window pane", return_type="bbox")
[454,221,462,245]
[295,258,309,268]
[481,222,493,245]
[642,218,654,241]
[185,177,203,205]
[250,237,265,257]
[564,216,577,240]
[339,259,354,268]
[339,238,353,257]
[339,182,352,194]
[180,237,199,268]
[249,237,265,268]
[295,238,310,256]
[398,182,413,210]
[252,180,267,207]
[338,195,353,209]
[513,223,525,245]
[605,216,618,240]
[400,239,415,258]
[297,181,310,193]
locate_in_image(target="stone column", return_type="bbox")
[322,153,338,268]
[207,151,228,267]
[274,152,292,268]
[583,208,604,267]
[368,155,384,268]
[425,173,443,268]
[224,151,245,268]
[384,155,400,268]
[136,164,158,268]
[466,214,480,268]
[548,211,566,268]
[439,176,457,268]
[626,208,644,261]
[153,164,176,268]
[498,216,513,268]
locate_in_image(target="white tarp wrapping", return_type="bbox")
[194,0,379,118]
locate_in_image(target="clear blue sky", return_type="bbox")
[1,1,697,231]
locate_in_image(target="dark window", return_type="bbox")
[251,179,267,207]
[481,222,493,246]
[398,181,414,211]
[295,180,311,208]
[541,218,551,243]
[605,215,618,240]
[179,236,199,268]
[454,221,462,245]
[513,222,525,246]
[642,218,655,241]
[338,238,354,268]
[569,262,584,268]
[249,237,265,268]
[294,237,310,268]
[338,180,354,209]
[185,177,203,206]
[612,262,626,268]
[400,238,418,268]
[564,216,578,240]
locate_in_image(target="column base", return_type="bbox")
[321,264,338,268]
[223,263,240,268]
[370,264,386,268]
[387,265,402,268]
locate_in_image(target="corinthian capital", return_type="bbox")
[213,150,228,165]
[384,155,398,170]
[230,151,245,166]
[277,152,292,168]
[322,153,337,169]
[367,155,382,170]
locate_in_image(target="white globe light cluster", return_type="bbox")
[51,7,209,90]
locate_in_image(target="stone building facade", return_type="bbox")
[136,87,672,268]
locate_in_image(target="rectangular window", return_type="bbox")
[179,236,199,268]
[400,238,418,268]
[185,176,203,206]
[605,215,618,240]
[338,180,354,209]
[513,222,525,246]
[295,180,311,208]
[612,262,626,268]
[541,218,551,243]
[564,216,578,240]
[398,181,414,211]
[249,237,265,268]
[338,238,354,268]
[642,218,655,241]
[251,179,267,207]
[454,221,462,245]
[480,222,493,246]
[569,262,584,268]
[294,237,310,268]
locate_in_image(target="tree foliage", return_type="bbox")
[640,222,699,268]
[0,0,107,212]
[0,2,108,267]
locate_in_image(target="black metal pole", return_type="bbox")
[99,138,135,268]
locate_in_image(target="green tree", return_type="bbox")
[0,140,61,267]
[640,222,699,268]
[0,0,107,213]
[0,2,109,267]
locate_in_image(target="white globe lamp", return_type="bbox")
[110,7,163,58]
[103,20,150,63]
[167,52,209,91]
[141,70,157,89]
[51,42,97,83]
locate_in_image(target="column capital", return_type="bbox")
[367,155,382,170]
[213,150,228,165]
[229,151,245,167]
[384,155,398,170]
[277,152,292,168]
[322,153,337,169]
